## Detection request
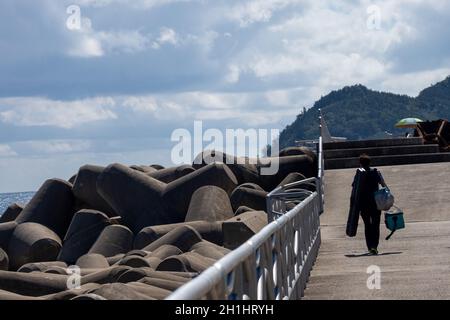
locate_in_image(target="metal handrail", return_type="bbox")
[167,191,321,300]
[267,177,319,222]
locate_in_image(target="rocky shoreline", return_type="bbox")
[0,149,316,300]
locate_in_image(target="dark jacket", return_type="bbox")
[352,167,381,210]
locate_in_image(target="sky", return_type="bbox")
[1,0,450,192]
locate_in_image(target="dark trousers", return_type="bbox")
[360,207,381,250]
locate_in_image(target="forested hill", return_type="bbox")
[279,76,450,148]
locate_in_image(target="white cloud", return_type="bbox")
[247,54,308,78]
[0,90,300,130]
[185,30,219,53]
[380,67,450,96]
[152,27,179,49]
[22,140,92,154]
[265,89,291,107]
[0,97,117,128]
[158,27,178,45]
[77,0,197,9]
[119,89,302,125]
[68,24,201,55]
[97,30,150,53]
[229,0,303,27]
[224,0,450,98]
[68,35,104,57]
[225,65,241,83]
[0,145,17,158]
[123,96,158,113]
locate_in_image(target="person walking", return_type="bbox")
[348,154,387,255]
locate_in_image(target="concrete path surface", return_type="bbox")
[303,162,450,300]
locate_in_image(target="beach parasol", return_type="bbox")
[395,118,424,128]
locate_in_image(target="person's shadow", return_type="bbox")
[345,252,403,258]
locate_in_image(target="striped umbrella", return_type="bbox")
[395,118,424,128]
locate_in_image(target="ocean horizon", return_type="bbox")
[0,192,35,216]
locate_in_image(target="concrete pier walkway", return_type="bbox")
[303,162,450,300]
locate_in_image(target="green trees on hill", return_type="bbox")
[280,76,450,148]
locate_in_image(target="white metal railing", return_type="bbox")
[167,183,323,300]
[167,189,321,300]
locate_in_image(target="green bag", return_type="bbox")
[384,206,405,240]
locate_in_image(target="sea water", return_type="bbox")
[0,192,35,217]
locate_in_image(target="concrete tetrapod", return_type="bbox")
[134,221,223,249]
[192,150,235,169]
[230,186,268,212]
[116,267,188,283]
[150,164,165,170]
[43,266,69,275]
[118,245,183,269]
[76,253,110,269]
[57,209,111,264]
[70,293,107,301]
[8,223,62,271]
[87,283,155,300]
[137,277,186,292]
[223,211,268,250]
[190,241,230,260]
[278,172,307,186]
[257,155,316,191]
[0,203,23,223]
[148,245,182,260]
[97,163,167,233]
[81,265,132,285]
[106,254,125,266]
[72,165,118,217]
[68,175,77,185]
[137,273,194,292]
[278,147,317,162]
[130,165,157,174]
[0,270,69,296]
[118,255,152,268]
[122,248,168,269]
[148,165,196,183]
[88,224,134,257]
[143,245,182,269]
[44,283,101,301]
[277,172,315,191]
[237,183,265,191]
[123,249,149,258]
[145,271,196,281]
[0,221,17,250]
[116,267,154,283]
[157,252,216,273]
[15,179,75,239]
[0,247,8,271]
[127,282,172,299]
[274,154,317,181]
[18,261,68,273]
[190,240,231,256]
[192,150,261,186]
[81,282,172,300]
[0,289,43,300]
[234,206,256,216]
[185,185,234,222]
[142,225,203,253]
[162,163,238,221]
